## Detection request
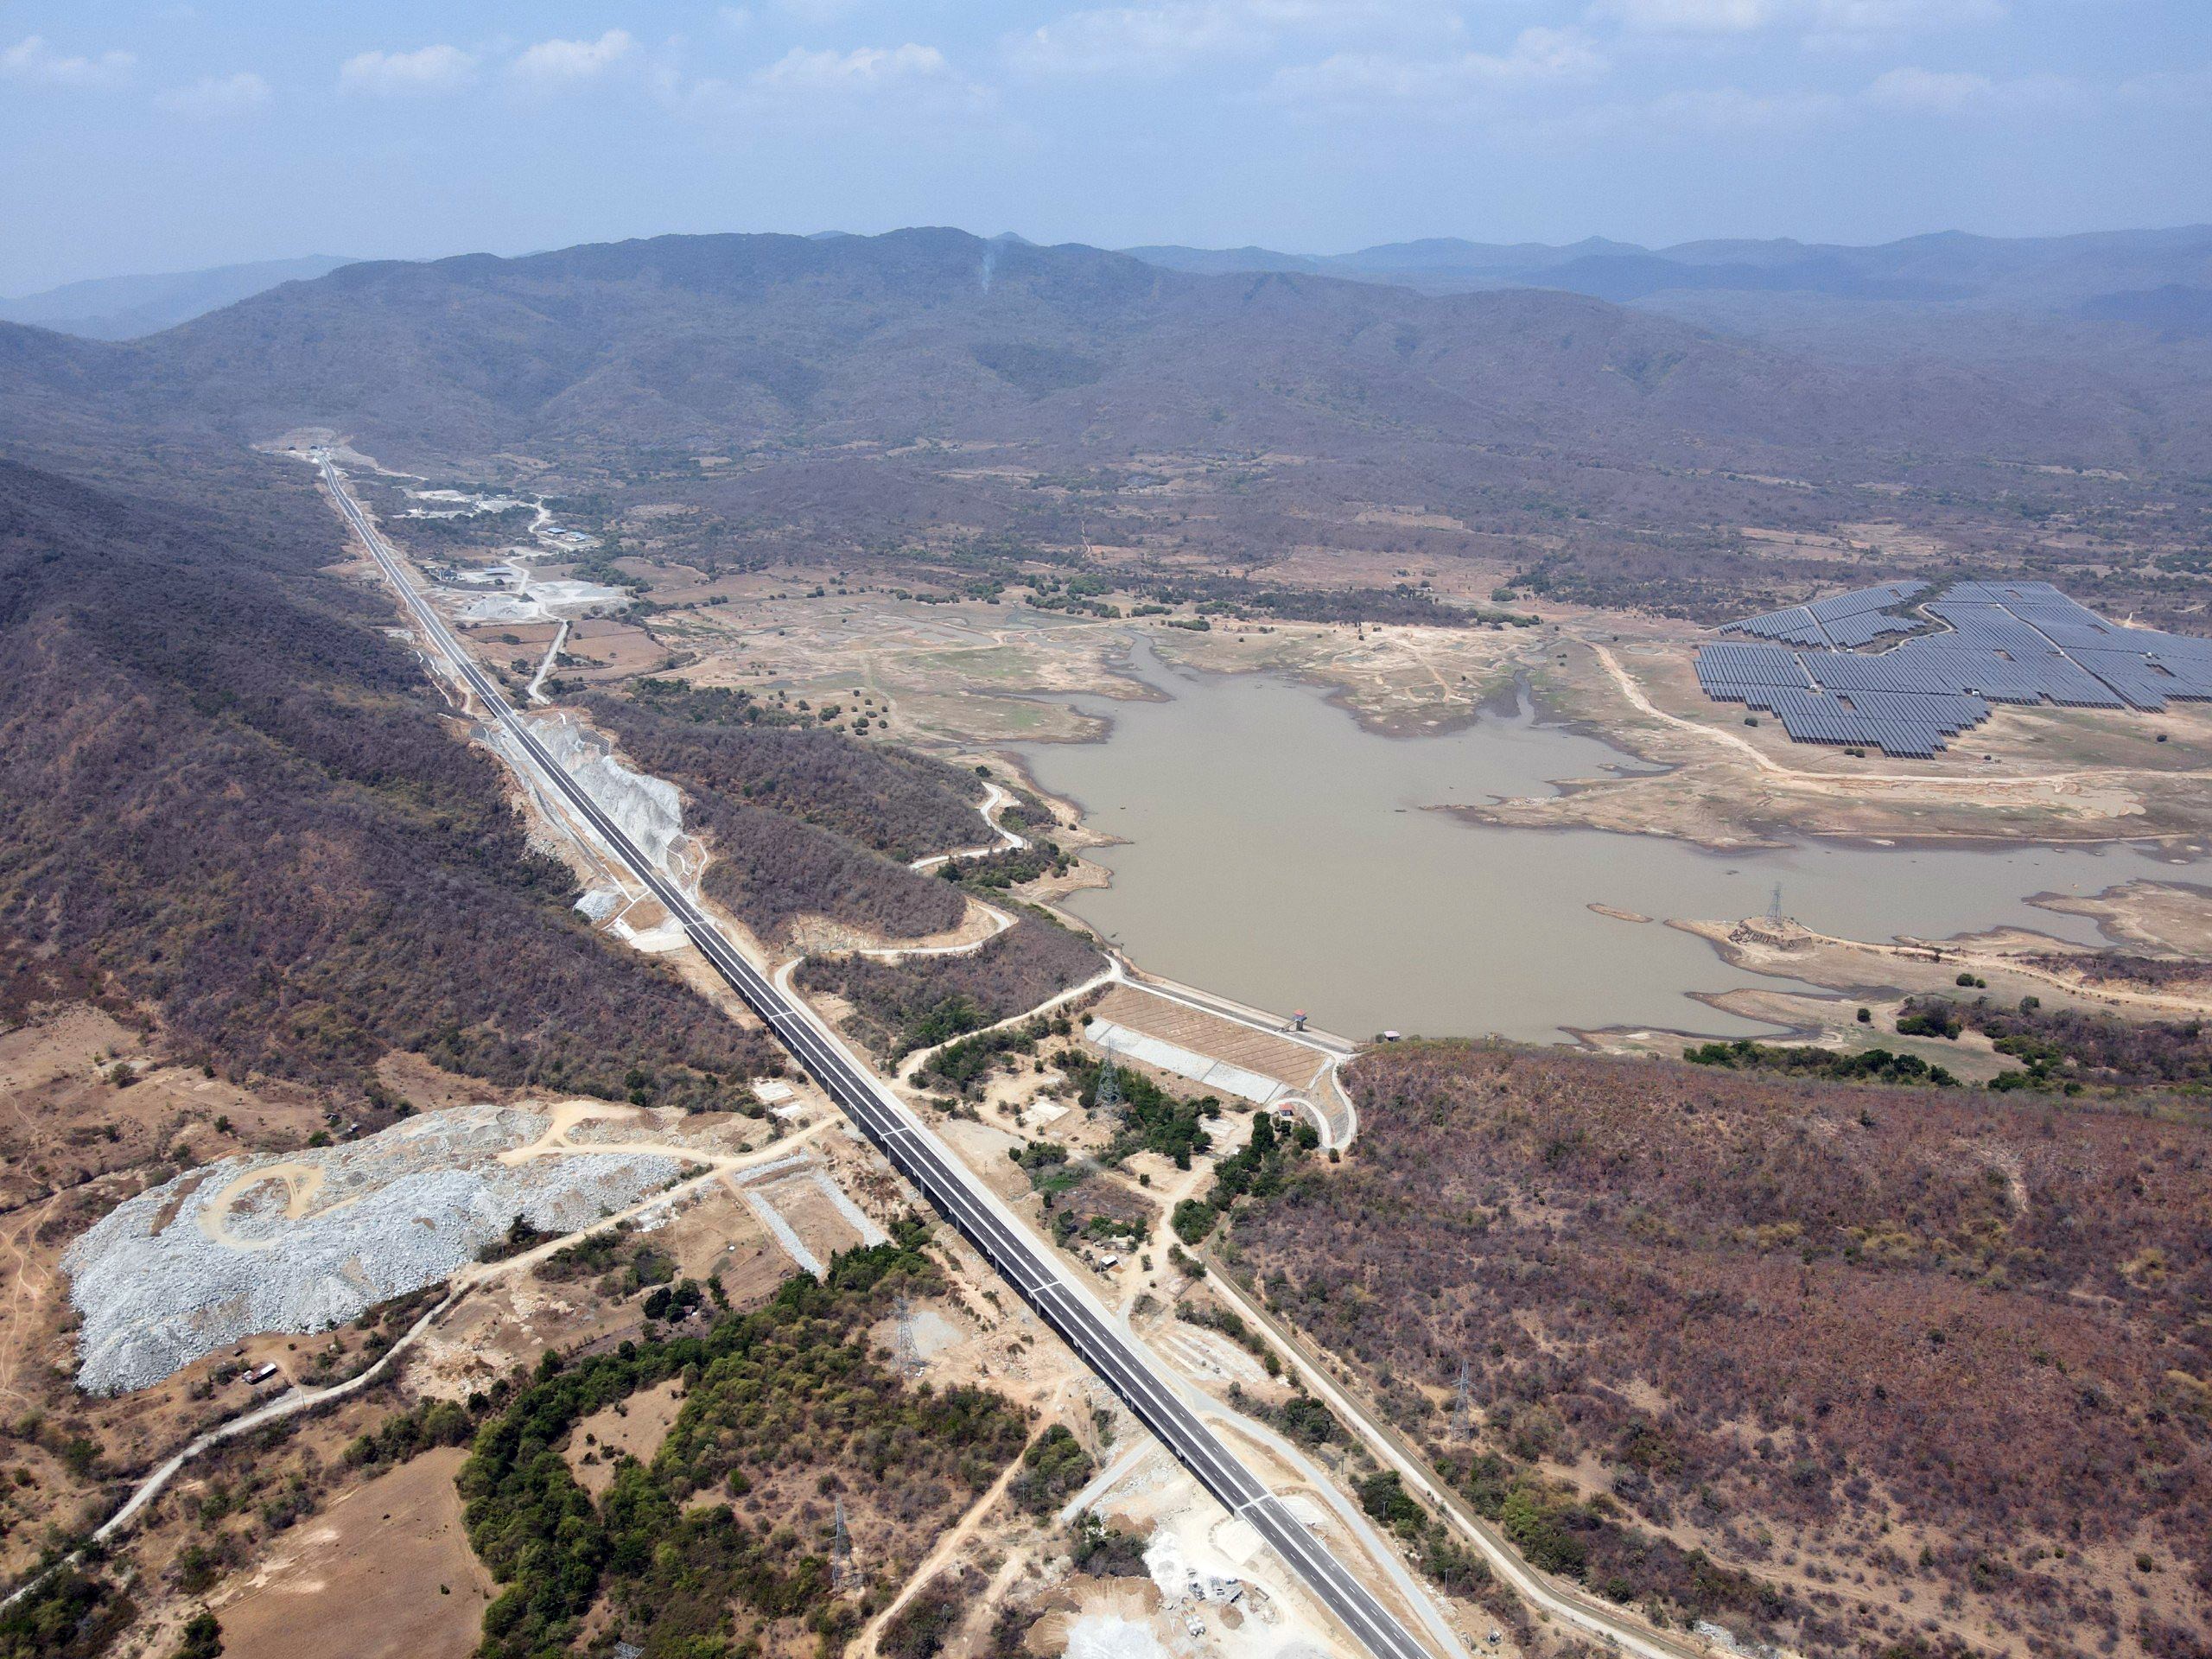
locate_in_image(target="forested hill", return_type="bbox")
[0,227,2170,478]
[0,454,774,1109]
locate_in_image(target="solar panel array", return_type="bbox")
[1720,580,1930,650]
[1697,580,2211,755]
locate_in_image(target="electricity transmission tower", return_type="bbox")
[893,1294,924,1379]
[1453,1358,1475,1441]
[831,1497,853,1589]
[1094,1033,1122,1110]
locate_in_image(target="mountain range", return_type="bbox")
[3,227,2196,482]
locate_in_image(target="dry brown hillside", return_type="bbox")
[1226,1041,2212,1659]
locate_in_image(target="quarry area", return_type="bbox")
[63,1102,706,1395]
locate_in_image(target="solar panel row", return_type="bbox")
[1821,610,1921,648]
[1719,605,1828,646]
[1807,580,1927,621]
[1696,644,1814,688]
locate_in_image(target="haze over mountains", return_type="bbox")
[1126,225,2212,316]
[13,226,2207,351]
[0,255,359,342]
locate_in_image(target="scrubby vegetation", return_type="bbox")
[1009,1423,1096,1515]
[1227,1040,2212,1656]
[879,1569,974,1659]
[796,918,1102,1058]
[2026,952,2212,988]
[698,800,967,944]
[587,687,985,861]
[1899,994,2212,1089]
[551,687,995,944]
[0,458,776,1109]
[460,1222,1032,1659]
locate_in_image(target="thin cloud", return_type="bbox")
[751,42,966,94]
[2,35,136,87]
[338,44,478,96]
[1815,0,2004,30]
[1007,0,1453,77]
[1866,62,2070,111]
[512,29,637,86]
[1595,0,2003,37]
[1266,26,1605,110]
[758,43,947,88]
[1595,0,1772,35]
[156,71,272,117]
[664,41,993,126]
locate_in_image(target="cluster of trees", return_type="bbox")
[1143,575,1483,627]
[946,839,1072,892]
[1683,1039,1958,1087]
[797,918,1101,1059]
[0,459,778,1108]
[930,1020,1058,1096]
[0,1563,137,1659]
[1355,1471,1494,1597]
[1171,1108,1315,1244]
[1064,1055,1217,1168]
[1224,1039,2212,1652]
[461,1222,1033,1659]
[340,1395,478,1476]
[1898,994,2212,1087]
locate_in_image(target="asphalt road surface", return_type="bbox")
[320,459,1440,1659]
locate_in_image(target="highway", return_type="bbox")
[318,459,1440,1659]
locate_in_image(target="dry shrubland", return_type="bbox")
[1229,1040,2212,1656]
[0,460,775,1109]
[796,918,1103,1057]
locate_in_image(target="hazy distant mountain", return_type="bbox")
[0,255,359,340]
[0,228,2162,480]
[1124,226,2212,311]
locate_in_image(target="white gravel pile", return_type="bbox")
[62,1104,683,1395]
[532,714,690,886]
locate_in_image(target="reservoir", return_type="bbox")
[1018,646,2190,1044]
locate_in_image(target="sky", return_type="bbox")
[3,1,2209,294]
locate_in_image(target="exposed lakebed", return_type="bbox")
[1020,645,2191,1044]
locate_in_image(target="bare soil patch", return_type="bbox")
[210,1446,493,1659]
[567,1376,686,1497]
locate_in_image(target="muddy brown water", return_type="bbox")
[1019,645,2194,1043]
